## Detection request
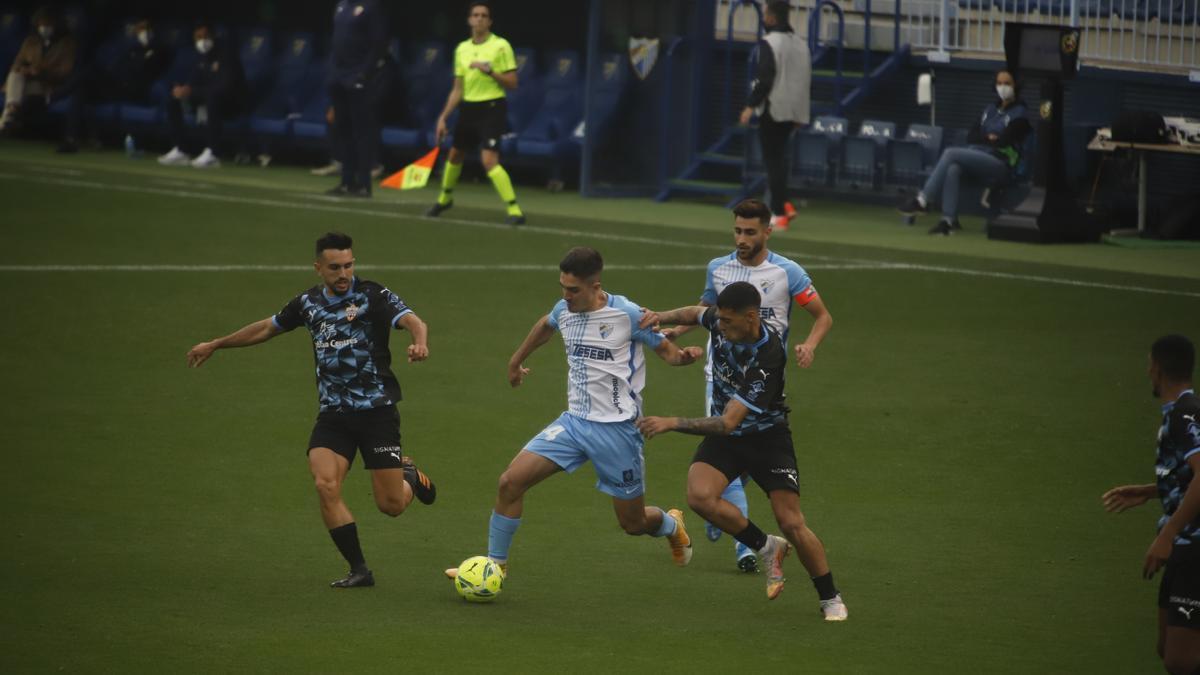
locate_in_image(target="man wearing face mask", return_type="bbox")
[899,70,1032,236]
[58,19,169,153]
[0,7,77,135]
[158,23,246,169]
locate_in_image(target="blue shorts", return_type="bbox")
[524,412,646,499]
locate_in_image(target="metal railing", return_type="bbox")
[717,0,1199,70]
[905,0,1199,69]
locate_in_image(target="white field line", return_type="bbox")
[5,173,1200,300]
[0,263,895,272]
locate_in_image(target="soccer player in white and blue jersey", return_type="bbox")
[446,247,703,582]
[663,199,832,572]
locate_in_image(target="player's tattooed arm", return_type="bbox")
[638,400,751,439]
[642,305,705,329]
[508,315,556,387]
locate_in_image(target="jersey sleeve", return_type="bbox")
[620,301,664,349]
[546,299,567,332]
[783,260,817,306]
[272,295,305,332]
[733,360,784,414]
[700,305,719,332]
[453,43,466,78]
[494,39,517,73]
[700,258,723,305]
[1174,405,1200,460]
[372,286,413,328]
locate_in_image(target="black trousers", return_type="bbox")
[330,80,379,193]
[328,72,390,171]
[758,111,796,215]
[166,85,239,152]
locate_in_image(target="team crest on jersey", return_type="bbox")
[599,323,613,339]
[345,302,359,322]
[760,279,775,293]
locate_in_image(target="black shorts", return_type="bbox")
[1159,545,1200,628]
[692,425,799,494]
[308,405,403,470]
[452,99,508,152]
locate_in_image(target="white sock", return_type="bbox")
[916,193,927,208]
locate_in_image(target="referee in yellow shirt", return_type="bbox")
[426,2,524,225]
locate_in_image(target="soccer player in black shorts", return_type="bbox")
[638,281,848,621]
[1103,335,1200,674]
[186,232,437,589]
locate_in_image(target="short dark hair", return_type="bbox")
[732,198,771,225]
[766,2,792,24]
[716,281,762,312]
[1152,334,1195,382]
[469,2,492,16]
[559,246,603,280]
[316,232,353,256]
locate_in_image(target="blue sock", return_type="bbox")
[488,510,521,562]
[722,478,752,559]
[652,508,677,538]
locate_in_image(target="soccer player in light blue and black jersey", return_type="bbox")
[186,233,437,589]
[640,282,847,621]
[1103,335,1200,673]
[663,199,832,572]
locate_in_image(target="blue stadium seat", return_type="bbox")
[401,40,451,147]
[858,119,896,147]
[291,63,331,141]
[246,31,315,138]
[1076,0,1114,16]
[905,123,944,167]
[791,132,831,186]
[504,47,541,140]
[887,139,925,187]
[512,49,582,161]
[573,52,628,149]
[1118,0,1159,19]
[838,119,894,189]
[238,27,276,105]
[0,8,22,83]
[946,127,969,148]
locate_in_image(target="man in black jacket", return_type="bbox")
[58,18,169,153]
[324,0,389,198]
[157,22,246,169]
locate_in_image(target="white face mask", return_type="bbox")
[195,38,213,54]
[996,84,1014,102]
[37,25,54,40]
[137,30,151,47]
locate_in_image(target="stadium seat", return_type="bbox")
[1076,0,1114,16]
[958,0,993,9]
[504,47,541,143]
[246,31,315,139]
[119,40,200,127]
[859,119,896,147]
[838,119,894,189]
[905,123,944,167]
[946,127,969,148]
[1118,0,1159,19]
[573,52,628,148]
[290,63,331,142]
[238,27,276,107]
[791,131,831,186]
[512,49,582,161]
[887,139,925,187]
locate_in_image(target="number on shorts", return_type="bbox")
[540,424,566,441]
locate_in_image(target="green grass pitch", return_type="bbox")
[2,140,1200,672]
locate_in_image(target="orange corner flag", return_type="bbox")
[381,147,440,190]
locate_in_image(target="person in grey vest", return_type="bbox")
[740,1,810,230]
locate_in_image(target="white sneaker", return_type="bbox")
[157,147,191,166]
[190,148,220,169]
[820,594,848,621]
[311,160,341,176]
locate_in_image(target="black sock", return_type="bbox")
[329,522,368,572]
[812,572,838,601]
[732,521,769,552]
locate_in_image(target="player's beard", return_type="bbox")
[737,243,762,260]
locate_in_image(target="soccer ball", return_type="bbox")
[454,556,503,602]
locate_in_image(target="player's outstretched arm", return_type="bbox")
[653,340,703,366]
[396,312,429,363]
[186,317,280,368]
[638,399,751,439]
[507,315,555,387]
[641,305,705,331]
[1101,483,1156,513]
[794,295,832,368]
